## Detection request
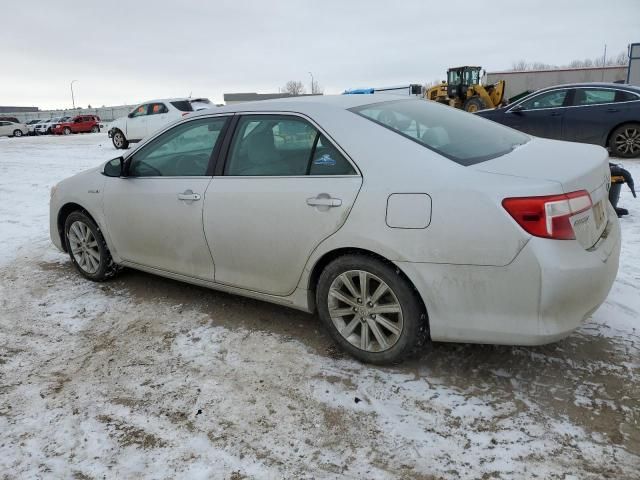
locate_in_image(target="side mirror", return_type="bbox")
[509,104,524,113]
[103,157,124,177]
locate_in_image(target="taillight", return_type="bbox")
[181,112,190,117]
[502,190,592,240]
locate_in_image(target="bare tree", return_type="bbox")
[511,50,628,71]
[282,80,306,96]
[511,60,529,71]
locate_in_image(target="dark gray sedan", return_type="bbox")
[477,83,640,158]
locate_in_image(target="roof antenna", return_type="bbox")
[188,91,192,98]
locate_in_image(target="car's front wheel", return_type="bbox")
[64,211,120,281]
[112,129,128,149]
[91,125,99,133]
[316,254,428,364]
[63,127,71,135]
[13,129,23,137]
[609,123,640,158]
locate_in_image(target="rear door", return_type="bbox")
[563,87,635,145]
[504,88,571,139]
[204,114,362,295]
[146,102,170,137]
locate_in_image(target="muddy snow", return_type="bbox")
[0,134,638,479]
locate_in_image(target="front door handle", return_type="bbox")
[550,112,562,117]
[178,190,201,201]
[306,195,342,208]
[607,108,619,113]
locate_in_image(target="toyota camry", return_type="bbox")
[50,95,621,363]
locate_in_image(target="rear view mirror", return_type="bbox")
[103,157,124,177]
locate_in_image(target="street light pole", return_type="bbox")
[70,80,78,109]
[308,72,314,94]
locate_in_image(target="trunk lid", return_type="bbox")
[473,137,611,249]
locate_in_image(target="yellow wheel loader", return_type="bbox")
[425,66,505,112]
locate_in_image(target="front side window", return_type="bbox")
[131,104,149,118]
[128,117,228,177]
[225,115,355,176]
[519,90,568,110]
[352,99,529,166]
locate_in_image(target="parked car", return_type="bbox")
[476,83,640,158]
[51,96,620,364]
[108,97,214,149]
[26,119,43,135]
[52,115,101,135]
[0,120,28,137]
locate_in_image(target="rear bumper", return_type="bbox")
[397,204,621,345]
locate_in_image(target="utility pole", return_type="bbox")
[602,44,607,81]
[70,80,78,109]
[308,72,314,94]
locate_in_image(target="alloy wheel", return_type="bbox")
[327,270,404,352]
[68,221,101,274]
[615,127,640,156]
[113,132,123,148]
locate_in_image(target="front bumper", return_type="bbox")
[397,204,621,345]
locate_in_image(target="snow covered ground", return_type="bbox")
[0,134,638,479]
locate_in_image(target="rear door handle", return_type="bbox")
[178,190,201,201]
[607,108,619,113]
[306,195,342,207]
[550,112,562,117]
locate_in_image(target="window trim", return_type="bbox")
[123,115,232,179]
[507,86,640,112]
[216,111,361,178]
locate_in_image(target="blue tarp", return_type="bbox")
[342,88,375,95]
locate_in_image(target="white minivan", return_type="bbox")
[108,98,214,149]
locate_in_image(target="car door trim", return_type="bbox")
[507,86,640,113]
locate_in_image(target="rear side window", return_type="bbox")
[615,90,640,102]
[573,89,616,106]
[225,115,356,176]
[150,103,169,114]
[170,101,194,112]
[351,100,529,166]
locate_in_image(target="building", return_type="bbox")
[485,66,628,100]
[223,92,322,105]
[0,106,39,114]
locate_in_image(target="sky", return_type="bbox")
[1,0,639,110]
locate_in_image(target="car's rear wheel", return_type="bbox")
[13,129,23,137]
[64,211,120,281]
[63,127,71,135]
[609,123,640,158]
[112,130,128,149]
[316,254,428,364]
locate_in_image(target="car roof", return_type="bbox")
[189,94,408,117]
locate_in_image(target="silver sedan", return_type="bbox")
[50,95,620,363]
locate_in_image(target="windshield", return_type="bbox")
[350,99,529,166]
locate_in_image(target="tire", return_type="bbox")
[91,125,99,133]
[316,254,428,364]
[63,127,71,135]
[112,129,128,149]
[463,96,486,113]
[13,129,23,137]
[609,123,640,158]
[64,211,121,281]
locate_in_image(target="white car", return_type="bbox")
[50,95,620,364]
[108,97,214,149]
[0,120,28,137]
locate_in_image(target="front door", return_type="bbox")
[204,114,362,295]
[126,104,150,141]
[103,116,230,279]
[505,88,570,139]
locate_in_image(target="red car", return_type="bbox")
[52,115,101,135]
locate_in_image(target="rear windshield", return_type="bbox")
[350,99,529,165]
[170,100,194,112]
